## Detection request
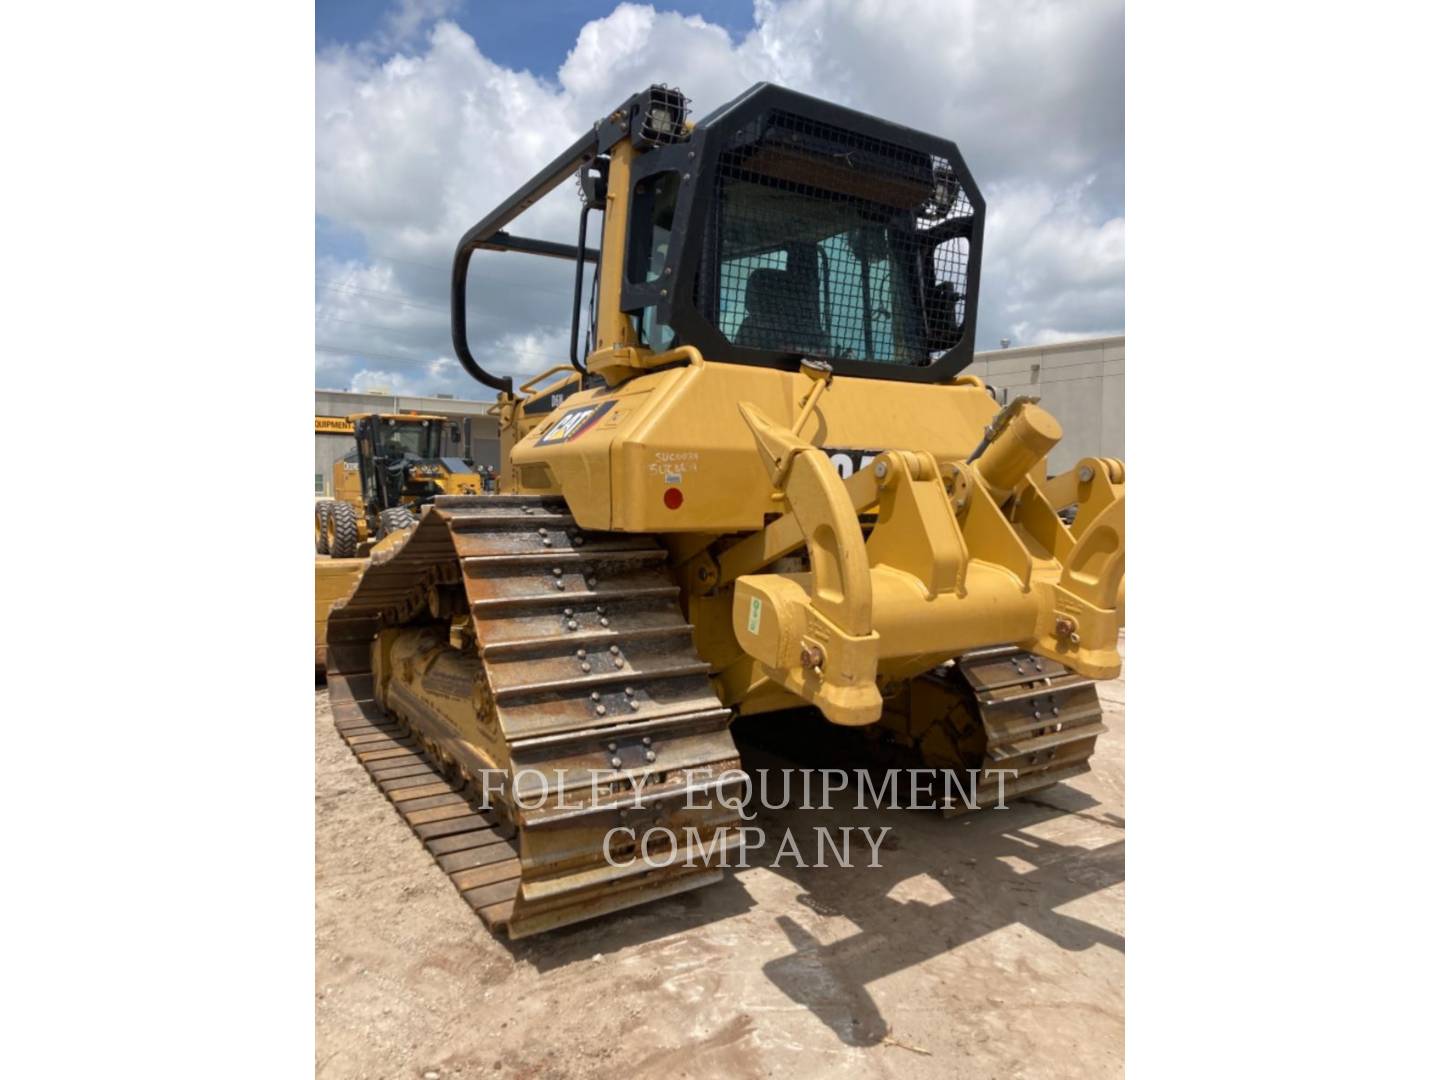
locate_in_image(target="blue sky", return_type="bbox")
[315,1,1123,398]
[317,1,755,74]
[314,1,756,278]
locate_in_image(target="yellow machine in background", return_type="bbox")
[326,84,1124,937]
[315,557,367,671]
[315,412,484,558]
[314,413,485,670]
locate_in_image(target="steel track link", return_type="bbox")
[326,494,743,938]
[933,647,1107,814]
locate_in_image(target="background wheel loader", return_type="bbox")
[324,83,1125,938]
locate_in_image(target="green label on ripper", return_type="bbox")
[747,596,762,635]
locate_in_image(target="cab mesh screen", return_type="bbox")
[694,109,972,365]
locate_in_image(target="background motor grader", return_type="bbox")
[314,413,484,671]
[315,412,483,558]
[325,83,1125,938]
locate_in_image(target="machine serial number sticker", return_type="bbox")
[747,596,762,635]
[537,400,617,445]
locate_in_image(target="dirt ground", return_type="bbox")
[316,654,1124,1079]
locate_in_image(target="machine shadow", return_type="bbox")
[511,711,1123,1049]
[733,717,1125,1048]
[509,868,757,971]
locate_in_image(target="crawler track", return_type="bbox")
[328,672,524,925]
[326,495,744,938]
[737,645,1106,815]
[859,645,1106,813]
[940,646,1108,812]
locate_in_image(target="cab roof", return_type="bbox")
[345,412,450,423]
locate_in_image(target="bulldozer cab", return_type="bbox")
[452,83,983,400]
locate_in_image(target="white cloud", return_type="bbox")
[345,358,466,397]
[983,177,1124,341]
[348,368,407,394]
[316,0,1123,395]
[379,0,462,50]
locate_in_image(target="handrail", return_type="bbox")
[518,364,579,397]
[451,127,603,395]
[569,203,596,375]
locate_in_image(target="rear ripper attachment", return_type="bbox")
[326,495,745,938]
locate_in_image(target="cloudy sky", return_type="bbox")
[316,0,1123,399]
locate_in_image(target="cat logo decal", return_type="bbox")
[536,400,617,445]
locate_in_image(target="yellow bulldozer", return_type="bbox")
[324,84,1124,938]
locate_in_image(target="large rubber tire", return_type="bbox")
[327,501,358,558]
[314,501,331,555]
[379,506,417,538]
